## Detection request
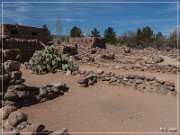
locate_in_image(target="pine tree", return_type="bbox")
[91,28,101,37]
[104,27,117,45]
[70,26,82,37]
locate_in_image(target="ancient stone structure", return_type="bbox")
[0,24,49,43]
[68,37,106,49]
[0,24,51,62]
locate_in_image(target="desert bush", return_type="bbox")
[26,46,78,74]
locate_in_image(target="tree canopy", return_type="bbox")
[70,26,82,37]
[104,27,117,45]
[91,28,101,37]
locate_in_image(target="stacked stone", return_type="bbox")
[1,60,37,108]
[0,60,70,135]
[1,60,70,108]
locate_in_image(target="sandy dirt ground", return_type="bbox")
[19,65,179,134]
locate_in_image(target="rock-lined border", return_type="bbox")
[74,69,177,96]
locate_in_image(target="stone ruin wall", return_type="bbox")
[0,24,50,62]
[0,24,49,44]
[68,37,106,51]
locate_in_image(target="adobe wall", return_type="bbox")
[0,24,49,44]
[0,24,49,62]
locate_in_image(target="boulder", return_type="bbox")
[145,76,155,81]
[14,84,27,91]
[3,119,13,130]
[50,128,69,135]
[17,121,30,130]
[9,79,26,85]
[16,90,31,99]
[110,76,117,82]
[126,74,136,79]
[3,101,16,107]
[165,80,175,87]
[47,82,67,89]
[0,74,10,92]
[155,78,165,84]
[65,70,71,76]
[11,71,22,80]
[10,128,21,135]
[77,77,88,87]
[39,86,48,97]
[4,60,21,72]
[97,69,104,75]
[8,111,27,127]
[123,47,130,53]
[4,91,19,101]
[136,75,145,80]
[0,106,17,120]
[20,123,45,134]
[101,53,115,60]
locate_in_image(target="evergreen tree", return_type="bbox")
[70,26,82,37]
[154,32,165,48]
[91,28,101,37]
[104,27,117,45]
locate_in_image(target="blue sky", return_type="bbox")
[0,0,179,36]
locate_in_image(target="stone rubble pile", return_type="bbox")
[71,46,179,75]
[1,60,70,135]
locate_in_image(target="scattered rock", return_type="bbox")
[8,111,27,127]
[97,69,104,74]
[65,70,71,76]
[4,60,21,72]
[17,121,30,130]
[50,128,69,135]
[123,47,130,53]
[4,91,18,101]
[165,79,175,87]
[3,101,16,107]
[77,77,88,87]
[101,53,115,60]
[3,119,13,130]
[168,127,177,132]
[10,128,20,135]
[0,106,17,120]
[145,76,155,81]
[11,71,22,80]
[16,90,31,99]
[39,86,48,97]
[20,123,45,133]
[155,78,165,84]
[110,76,117,82]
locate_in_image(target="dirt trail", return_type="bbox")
[19,67,178,133]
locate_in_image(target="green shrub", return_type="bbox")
[26,46,78,74]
